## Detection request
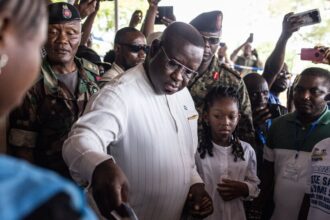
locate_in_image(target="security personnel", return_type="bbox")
[8,2,99,179]
[189,11,255,147]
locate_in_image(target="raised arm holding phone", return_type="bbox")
[141,0,175,38]
[230,33,262,77]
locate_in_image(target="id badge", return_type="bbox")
[282,162,300,182]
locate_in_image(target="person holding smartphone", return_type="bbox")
[243,73,287,172]
[141,0,176,39]
[141,0,161,38]
[230,34,263,77]
[262,12,300,107]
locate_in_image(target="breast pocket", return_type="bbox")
[185,110,199,150]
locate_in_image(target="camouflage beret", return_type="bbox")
[190,11,223,33]
[48,2,81,25]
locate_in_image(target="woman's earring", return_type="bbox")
[0,53,8,75]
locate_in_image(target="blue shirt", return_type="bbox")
[0,155,97,220]
[268,91,280,105]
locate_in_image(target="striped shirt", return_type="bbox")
[63,64,203,220]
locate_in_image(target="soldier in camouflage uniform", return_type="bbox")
[7,3,99,179]
[189,11,255,147]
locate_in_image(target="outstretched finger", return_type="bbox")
[93,187,120,219]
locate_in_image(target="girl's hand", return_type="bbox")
[217,179,249,201]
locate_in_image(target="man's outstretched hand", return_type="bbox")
[184,183,213,218]
[92,159,129,219]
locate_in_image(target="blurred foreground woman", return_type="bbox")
[0,0,96,219]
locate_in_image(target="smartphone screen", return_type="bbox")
[155,6,173,24]
[289,9,321,28]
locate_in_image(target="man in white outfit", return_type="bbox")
[63,22,213,220]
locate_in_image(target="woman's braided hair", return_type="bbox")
[198,85,245,162]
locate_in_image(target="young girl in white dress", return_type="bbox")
[196,85,260,220]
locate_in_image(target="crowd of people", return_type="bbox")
[1,0,330,220]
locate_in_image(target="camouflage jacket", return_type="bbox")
[234,55,260,77]
[8,57,99,178]
[188,56,255,147]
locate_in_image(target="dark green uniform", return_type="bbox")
[8,57,99,178]
[188,56,255,147]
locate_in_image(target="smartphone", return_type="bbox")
[155,6,173,24]
[301,48,325,62]
[289,9,321,28]
[268,104,282,118]
[248,33,254,43]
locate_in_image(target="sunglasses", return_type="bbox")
[202,35,220,45]
[120,43,150,53]
[161,46,198,80]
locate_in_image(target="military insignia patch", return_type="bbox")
[213,71,219,80]
[62,5,72,19]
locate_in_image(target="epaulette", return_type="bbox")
[81,58,100,76]
[220,63,241,79]
[39,64,50,83]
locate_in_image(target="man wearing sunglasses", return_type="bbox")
[100,27,147,86]
[63,22,213,220]
[189,11,255,148]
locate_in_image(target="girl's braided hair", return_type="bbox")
[198,85,245,162]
